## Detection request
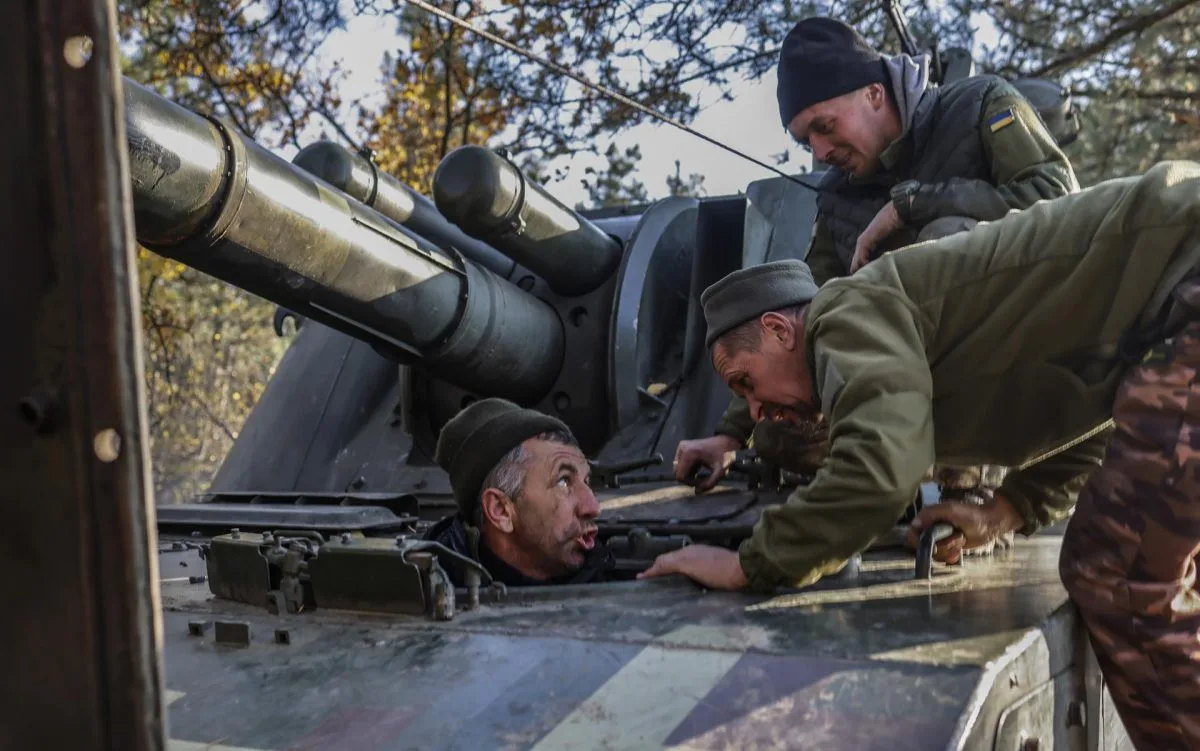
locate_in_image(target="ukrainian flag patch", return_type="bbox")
[987,107,1016,133]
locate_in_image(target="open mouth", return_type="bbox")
[574,528,597,551]
[766,405,801,424]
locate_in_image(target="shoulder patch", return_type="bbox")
[987,107,1016,133]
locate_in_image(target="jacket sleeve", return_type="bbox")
[803,215,845,287]
[738,288,936,591]
[998,423,1111,535]
[905,81,1080,227]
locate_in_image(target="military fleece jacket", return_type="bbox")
[739,161,1200,592]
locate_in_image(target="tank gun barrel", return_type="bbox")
[433,146,622,297]
[122,78,563,403]
[291,142,517,280]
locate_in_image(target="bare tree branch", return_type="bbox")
[1071,87,1200,102]
[1028,0,1200,78]
[189,46,254,134]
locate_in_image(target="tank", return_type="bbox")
[124,65,1132,749]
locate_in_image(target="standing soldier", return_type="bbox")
[675,17,1079,503]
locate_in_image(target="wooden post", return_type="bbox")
[0,0,164,747]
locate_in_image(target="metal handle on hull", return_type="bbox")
[915,522,956,580]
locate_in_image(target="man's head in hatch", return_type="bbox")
[435,398,600,581]
[702,260,823,425]
[776,17,902,178]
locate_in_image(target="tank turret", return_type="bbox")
[125,79,562,404]
[122,78,745,492]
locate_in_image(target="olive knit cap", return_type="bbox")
[434,398,573,518]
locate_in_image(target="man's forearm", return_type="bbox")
[906,170,1074,226]
[999,424,1111,535]
[906,86,1078,227]
[738,389,936,591]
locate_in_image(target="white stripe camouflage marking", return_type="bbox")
[166,690,271,751]
[530,626,752,750]
[168,741,268,751]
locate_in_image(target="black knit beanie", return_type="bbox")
[702,260,820,349]
[776,17,888,128]
[434,398,573,519]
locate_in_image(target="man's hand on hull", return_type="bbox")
[673,434,740,492]
[637,544,749,590]
[908,495,1024,563]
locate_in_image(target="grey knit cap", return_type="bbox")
[702,260,820,348]
[434,398,573,518]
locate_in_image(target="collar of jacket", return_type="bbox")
[875,53,934,176]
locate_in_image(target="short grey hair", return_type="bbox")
[480,429,578,509]
[717,303,808,356]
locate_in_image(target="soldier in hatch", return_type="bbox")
[675,17,1078,500]
[424,398,614,587]
[642,161,1200,750]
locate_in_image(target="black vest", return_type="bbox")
[816,74,1003,271]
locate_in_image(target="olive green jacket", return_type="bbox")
[717,80,1078,442]
[739,161,1200,591]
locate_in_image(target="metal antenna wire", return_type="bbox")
[401,0,816,190]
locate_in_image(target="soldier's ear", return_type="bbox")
[866,82,886,110]
[480,487,517,534]
[761,312,798,350]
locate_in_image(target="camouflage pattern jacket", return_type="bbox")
[739,161,1200,591]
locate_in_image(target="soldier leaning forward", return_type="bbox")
[646,162,1200,750]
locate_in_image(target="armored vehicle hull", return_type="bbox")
[158,515,1130,750]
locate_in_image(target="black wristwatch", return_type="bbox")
[889,180,921,225]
